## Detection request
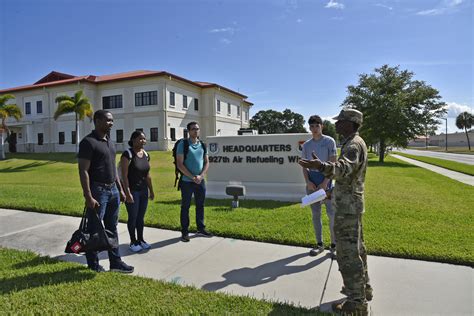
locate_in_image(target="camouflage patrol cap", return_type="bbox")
[333,108,363,124]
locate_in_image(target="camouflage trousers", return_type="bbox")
[334,212,370,302]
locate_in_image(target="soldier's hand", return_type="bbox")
[299,151,322,169]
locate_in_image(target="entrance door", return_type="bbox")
[8,132,17,153]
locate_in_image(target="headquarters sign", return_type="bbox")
[206,133,311,201]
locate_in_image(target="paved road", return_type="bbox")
[396,148,474,165]
[1,209,473,315]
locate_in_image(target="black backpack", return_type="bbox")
[172,138,207,190]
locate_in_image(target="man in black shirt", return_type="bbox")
[78,110,134,273]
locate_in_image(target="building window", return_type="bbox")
[170,128,176,141]
[217,100,221,113]
[58,132,65,145]
[37,133,43,145]
[170,91,175,107]
[71,131,77,144]
[36,101,43,114]
[183,129,188,138]
[103,95,123,109]
[194,99,199,111]
[245,111,249,121]
[183,95,188,109]
[237,105,241,117]
[25,102,31,115]
[135,91,157,106]
[150,128,158,142]
[116,129,123,143]
[228,103,231,116]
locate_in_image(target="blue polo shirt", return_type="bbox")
[177,139,205,182]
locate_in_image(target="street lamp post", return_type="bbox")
[442,117,448,151]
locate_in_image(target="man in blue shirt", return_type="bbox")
[301,115,337,256]
[176,121,211,242]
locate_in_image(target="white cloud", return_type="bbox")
[375,3,393,10]
[209,27,235,34]
[296,18,303,23]
[417,8,445,15]
[416,0,464,16]
[444,102,473,118]
[220,38,232,45]
[325,0,345,10]
[448,0,464,7]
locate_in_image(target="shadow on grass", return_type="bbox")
[5,153,78,164]
[0,161,56,173]
[202,252,330,291]
[368,160,417,168]
[0,266,95,295]
[12,255,63,269]
[158,198,296,210]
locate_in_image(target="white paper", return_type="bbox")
[301,189,327,207]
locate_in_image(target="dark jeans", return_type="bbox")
[85,182,121,269]
[125,188,149,242]
[180,180,206,235]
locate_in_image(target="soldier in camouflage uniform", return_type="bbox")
[299,108,372,315]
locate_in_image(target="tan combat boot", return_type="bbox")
[332,300,368,316]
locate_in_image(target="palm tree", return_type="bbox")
[54,90,94,153]
[455,111,473,151]
[0,94,23,160]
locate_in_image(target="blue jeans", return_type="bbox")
[85,182,121,268]
[307,187,336,245]
[180,180,206,234]
[125,188,149,242]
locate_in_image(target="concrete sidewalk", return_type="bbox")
[0,209,472,315]
[391,154,474,186]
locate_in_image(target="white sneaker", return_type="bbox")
[129,242,142,252]
[140,240,151,250]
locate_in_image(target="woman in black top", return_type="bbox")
[120,131,155,252]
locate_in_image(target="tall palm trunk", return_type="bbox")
[75,113,79,153]
[465,127,471,151]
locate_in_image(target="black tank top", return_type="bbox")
[122,149,150,191]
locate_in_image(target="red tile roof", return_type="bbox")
[0,70,250,102]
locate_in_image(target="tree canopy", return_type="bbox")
[455,111,473,151]
[342,65,446,162]
[322,120,337,140]
[54,90,93,152]
[0,94,23,159]
[250,109,307,134]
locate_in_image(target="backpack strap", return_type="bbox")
[126,148,133,160]
[183,138,190,161]
[143,149,150,161]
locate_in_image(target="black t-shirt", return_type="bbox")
[78,131,117,184]
[122,149,150,191]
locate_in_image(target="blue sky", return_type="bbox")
[0,0,472,133]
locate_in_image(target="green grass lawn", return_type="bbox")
[0,248,320,315]
[393,152,474,176]
[1,151,473,266]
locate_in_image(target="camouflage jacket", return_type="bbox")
[319,132,368,214]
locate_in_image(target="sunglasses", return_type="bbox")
[190,128,200,131]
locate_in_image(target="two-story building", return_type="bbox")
[0,70,252,153]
